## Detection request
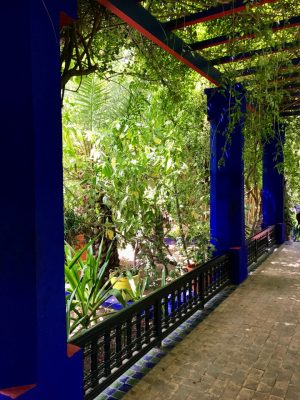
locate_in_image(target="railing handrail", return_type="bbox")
[69,225,278,399]
[70,253,229,346]
[246,225,277,269]
[247,225,275,243]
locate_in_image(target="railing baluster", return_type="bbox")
[255,238,258,263]
[136,312,142,351]
[91,339,98,388]
[104,330,111,377]
[196,273,201,302]
[188,279,193,306]
[164,296,169,327]
[200,270,205,307]
[115,326,122,368]
[154,298,162,346]
[171,292,176,323]
[145,307,150,344]
[182,286,187,314]
[126,319,132,359]
[247,225,276,272]
[70,253,235,398]
[176,290,182,319]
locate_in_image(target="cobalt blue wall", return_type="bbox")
[205,84,248,284]
[0,2,82,398]
[262,122,285,244]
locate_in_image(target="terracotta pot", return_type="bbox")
[186,262,197,292]
[74,234,87,261]
[186,261,197,273]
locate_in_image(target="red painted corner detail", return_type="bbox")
[60,11,74,27]
[98,0,220,86]
[67,343,81,358]
[0,385,36,399]
[230,247,241,250]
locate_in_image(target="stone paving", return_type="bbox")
[122,243,300,400]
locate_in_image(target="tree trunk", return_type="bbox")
[92,194,120,278]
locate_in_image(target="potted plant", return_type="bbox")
[64,208,88,260]
[110,267,140,300]
[65,236,126,338]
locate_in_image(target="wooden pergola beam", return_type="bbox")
[99,0,222,85]
[235,57,300,77]
[283,92,300,98]
[279,82,300,90]
[281,103,300,110]
[162,0,277,31]
[211,40,300,65]
[190,16,300,50]
[280,110,300,116]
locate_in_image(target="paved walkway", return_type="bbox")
[123,243,300,400]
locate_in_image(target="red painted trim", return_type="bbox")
[60,11,74,27]
[201,34,256,49]
[175,6,246,29]
[251,226,274,241]
[218,41,298,64]
[200,19,300,49]
[172,0,277,29]
[99,0,220,86]
[273,21,300,32]
[67,343,81,358]
[230,246,241,250]
[0,385,36,399]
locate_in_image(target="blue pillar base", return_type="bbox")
[0,346,83,400]
[276,223,286,245]
[229,246,248,285]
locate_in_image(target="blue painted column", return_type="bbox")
[205,84,247,284]
[0,2,82,400]
[262,122,285,244]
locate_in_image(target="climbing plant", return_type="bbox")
[62,0,300,264]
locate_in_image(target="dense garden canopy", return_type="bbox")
[61,0,300,278]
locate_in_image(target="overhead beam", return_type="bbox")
[211,40,300,65]
[273,71,300,83]
[190,16,300,50]
[281,103,300,111]
[282,83,300,90]
[162,0,277,31]
[235,57,300,77]
[99,0,222,85]
[280,110,300,116]
[267,83,300,92]
[283,92,300,98]
[241,72,300,86]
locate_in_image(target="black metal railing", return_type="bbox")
[247,225,276,267]
[70,254,231,400]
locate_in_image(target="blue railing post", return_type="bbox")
[205,84,248,285]
[262,122,285,244]
[0,2,82,399]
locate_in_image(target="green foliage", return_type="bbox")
[285,118,300,205]
[65,237,126,338]
[62,0,300,262]
[63,72,211,265]
[126,271,149,302]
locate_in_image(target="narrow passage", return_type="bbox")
[123,243,300,400]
